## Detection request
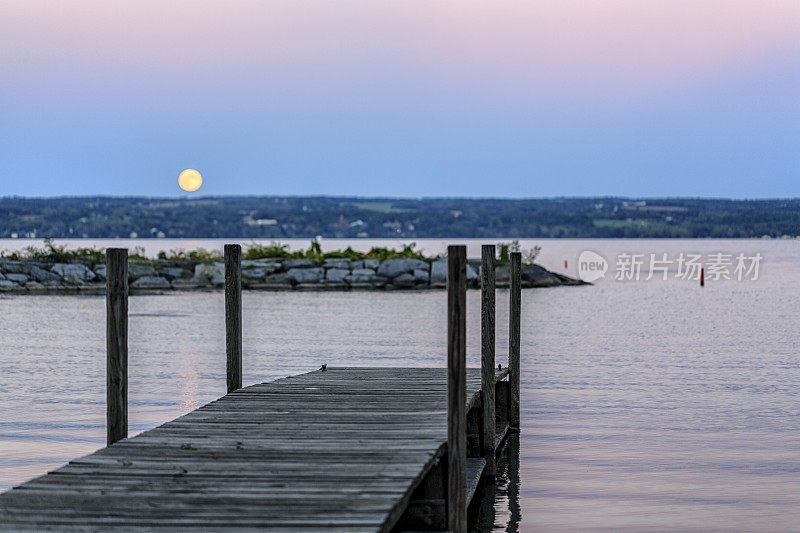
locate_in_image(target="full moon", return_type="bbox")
[178,169,202,192]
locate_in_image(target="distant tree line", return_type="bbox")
[0,196,798,239]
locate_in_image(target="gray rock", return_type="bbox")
[325,268,350,282]
[211,276,225,286]
[131,276,170,288]
[550,272,584,285]
[413,268,430,283]
[25,281,44,289]
[241,267,267,280]
[362,259,381,269]
[172,278,209,288]
[0,272,4,280]
[522,265,561,287]
[377,258,429,279]
[52,263,96,283]
[287,267,324,283]
[194,262,224,281]
[391,273,417,287]
[495,265,510,283]
[345,268,380,284]
[93,264,107,281]
[161,267,191,280]
[323,258,351,269]
[427,260,474,283]
[154,259,196,269]
[346,274,388,285]
[25,265,61,283]
[129,263,156,279]
[466,264,478,282]
[263,272,293,286]
[350,260,363,269]
[5,273,28,284]
[284,259,315,269]
[0,260,23,273]
[241,259,281,274]
[430,259,447,284]
[269,262,288,273]
[0,280,19,288]
[242,259,278,267]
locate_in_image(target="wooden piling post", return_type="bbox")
[447,245,467,532]
[509,251,521,428]
[480,244,496,477]
[225,244,242,393]
[106,248,128,446]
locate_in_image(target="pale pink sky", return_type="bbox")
[1,1,798,196]
[4,2,798,93]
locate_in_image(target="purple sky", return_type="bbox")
[1,1,798,197]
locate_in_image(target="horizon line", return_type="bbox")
[2,194,800,202]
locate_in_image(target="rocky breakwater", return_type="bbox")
[0,257,585,293]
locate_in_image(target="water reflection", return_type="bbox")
[177,347,201,410]
[471,432,522,532]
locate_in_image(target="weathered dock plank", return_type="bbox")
[0,367,508,532]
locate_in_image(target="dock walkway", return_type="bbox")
[0,367,510,531]
[1,244,524,531]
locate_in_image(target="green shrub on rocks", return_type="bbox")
[497,240,540,266]
[242,243,292,260]
[1,239,538,268]
[361,243,428,262]
[0,238,148,265]
[242,241,429,264]
[157,248,220,264]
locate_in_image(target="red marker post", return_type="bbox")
[700,267,705,287]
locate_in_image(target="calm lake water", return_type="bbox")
[1,239,798,531]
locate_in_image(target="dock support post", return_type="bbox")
[509,251,521,428]
[447,245,467,532]
[106,248,128,446]
[225,244,242,393]
[480,244,496,477]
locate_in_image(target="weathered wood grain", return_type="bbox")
[465,457,486,506]
[225,244,243,393]
[480,244,496,478]
[509,251,522,428]
[447,245,467,533]
[0,367,506,532]
[106,248,128,446]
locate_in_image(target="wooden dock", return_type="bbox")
[0,367,511,531]
[0,245,524,532]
